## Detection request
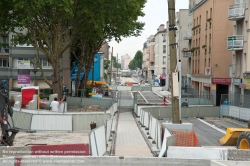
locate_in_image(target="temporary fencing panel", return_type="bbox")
[31,114,72,131]
[89,125,106,156]
[11,110,33,130]
[220,105,230,116]
[118,99,134,107]
[72,113,110,131]
[150,116,157,141]
[90,131,97,156]
[106,117,116,142]
[156,123,162,149]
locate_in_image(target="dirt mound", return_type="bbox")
[79,105,102,112]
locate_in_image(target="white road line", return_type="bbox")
[197,118,226,134]
[138,91,149,103]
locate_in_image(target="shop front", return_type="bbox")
[212,78,231,106]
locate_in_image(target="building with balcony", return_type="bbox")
[190,0,234,106]
[176,10,190,88]
[227,0,250,97]
[121,54,131,70]
[154,24,167,78]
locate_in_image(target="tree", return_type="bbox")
[70,0,146,91]
[128,50,143,70]
[0,0,146,97]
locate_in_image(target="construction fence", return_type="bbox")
[10,102,118,131]
[135,106,220,119]
[220,94,250,121]
[89,116,116,156]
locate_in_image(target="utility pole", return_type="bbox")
[117,53,118,79]
[168,0,180,123]
[109,47,113,85]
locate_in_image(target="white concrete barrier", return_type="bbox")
[167,146,228,160]
[210,160,250,166]
[0,156,211,166]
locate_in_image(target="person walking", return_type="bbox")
[181,99,189,107]
[50,97,65,112]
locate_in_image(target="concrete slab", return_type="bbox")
[167,146,228,160]
[211,160,250,166]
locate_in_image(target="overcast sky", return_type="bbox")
[109,0,189,60]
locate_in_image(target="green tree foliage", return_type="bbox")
[128,50,143,70]
[0,0,146,96]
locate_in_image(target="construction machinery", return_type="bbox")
[0,79,19,146]
[219,123,250,149]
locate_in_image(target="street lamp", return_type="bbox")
[32,58,39,86]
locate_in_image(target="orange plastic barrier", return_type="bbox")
[171,130,199,147]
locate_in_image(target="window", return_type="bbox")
[163,45,166,53]
[163,56,166,64]
[41,59,51,67]
[0,58,9,67]
[163,34,166,42]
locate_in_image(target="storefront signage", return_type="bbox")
[239,84,246,89]
[243,78,250,89]
[203,83,210,87]
[233,78,242,85]
[212,78,231,84]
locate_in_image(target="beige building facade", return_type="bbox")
[190,0,234,105]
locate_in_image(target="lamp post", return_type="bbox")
[32,58,39,86]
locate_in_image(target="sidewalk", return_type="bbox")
[115,110,153,157]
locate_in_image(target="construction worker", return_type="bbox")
[50,97,65,112]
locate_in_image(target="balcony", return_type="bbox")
[183,30,192,40]
[183,52,192,58]
[0,47,9,55]
[228,3,245,20]
[227,35,243,50]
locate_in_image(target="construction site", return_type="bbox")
[0,78,250,166]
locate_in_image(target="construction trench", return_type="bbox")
[0,89,250,165]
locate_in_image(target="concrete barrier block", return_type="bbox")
[167,146,228,160]
[165,123,194,131]
[212,160,250,166]
[228,149,250,161]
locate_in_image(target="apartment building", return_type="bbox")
[228,0,250,98]
[189,0,234,105]
[147,35,155,79]
[154,24,167,78]
[0,33,107,91]
[121,54,131,70]
[176,10,190,87]
[142,41,149,78]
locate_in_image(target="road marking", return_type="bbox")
[138,91,149,103]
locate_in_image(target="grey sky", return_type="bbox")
[109,0,189,60]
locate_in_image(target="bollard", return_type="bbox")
[90,122,97,130]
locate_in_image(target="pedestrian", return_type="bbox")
[50,97,65,112]
[181,99,189,107]
[223,98,229,105]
